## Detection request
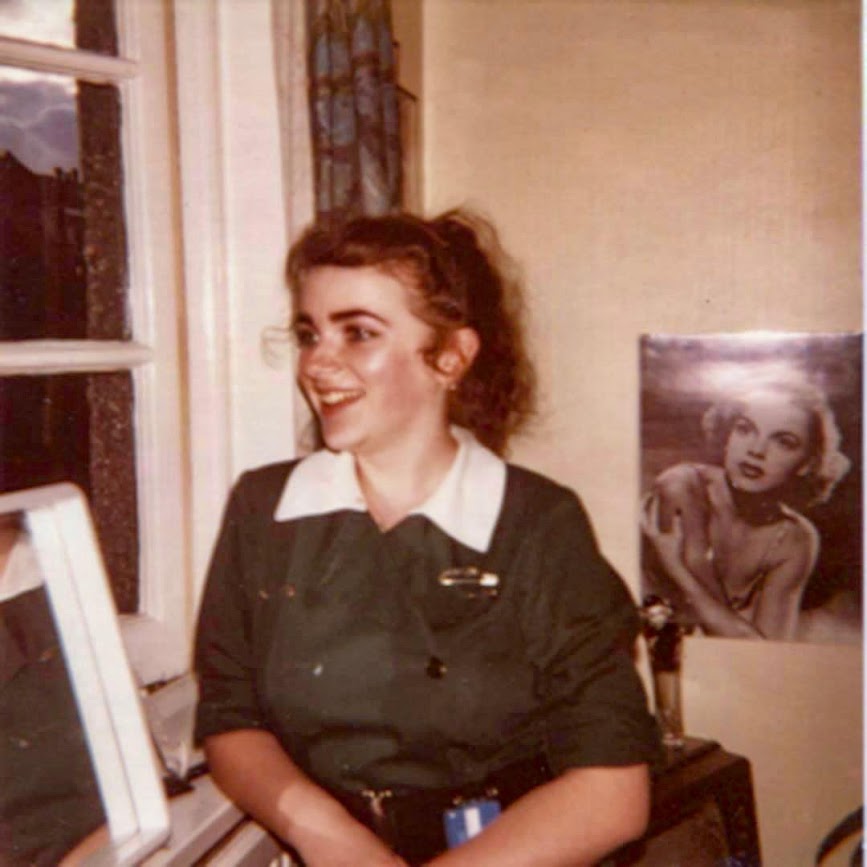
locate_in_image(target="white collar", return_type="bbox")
[273,427,507,553]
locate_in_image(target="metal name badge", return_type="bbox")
[437,567,500,599]
[443,798,501,848]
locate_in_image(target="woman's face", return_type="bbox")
[723,392,812,495]
[293,265,450,458]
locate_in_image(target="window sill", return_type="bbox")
[121,612,189,685]
[142,775,245,866]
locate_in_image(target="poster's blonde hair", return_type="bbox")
[701,373,851,506]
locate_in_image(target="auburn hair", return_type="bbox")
[285,209,536,455]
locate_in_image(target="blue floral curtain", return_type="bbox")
[306,0,402,226]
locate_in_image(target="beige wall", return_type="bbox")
[421,1,862,864]
[393,0,425,209]
[393,0,424,97]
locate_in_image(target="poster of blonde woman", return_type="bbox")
[640,332,861,644]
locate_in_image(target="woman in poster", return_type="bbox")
[641,374,851,641]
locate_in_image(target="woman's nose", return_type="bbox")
[300,340,341,376]
[747,438,767,458]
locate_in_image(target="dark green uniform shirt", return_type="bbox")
[195,448,659,796]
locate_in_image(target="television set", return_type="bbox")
[610,737,761,867]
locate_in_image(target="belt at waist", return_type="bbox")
[332,754,552,866]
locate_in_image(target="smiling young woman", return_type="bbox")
[194,209,660,867]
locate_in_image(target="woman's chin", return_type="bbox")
[727,474,777,497]
[319,425,368,456]
[730,481,765,496]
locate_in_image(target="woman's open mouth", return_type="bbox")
[317,389,363,413]
[738,461,764,480]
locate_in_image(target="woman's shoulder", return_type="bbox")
[653,461,724,491]
[230,458,303,512]
[504,462,582,508]
[649,462,727,513]
[764,506,821,587]
[236,458,300,487]
[500,463,595,534]
[779,504,820,553]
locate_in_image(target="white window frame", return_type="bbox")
[0,0,189,684]
[172,0,297,597]
[0,0,298,687]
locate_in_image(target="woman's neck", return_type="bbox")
[727,477,785,526]
[354,428,459,531]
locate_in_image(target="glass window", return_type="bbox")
[0,68,126,342]
[0,2,137,608]
[0,373,138,611]
[0,0,117,55]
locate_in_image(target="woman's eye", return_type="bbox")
[292,327,318,348]
[345,324,377,342]
[732,417,754,436]
[774,434,802,452]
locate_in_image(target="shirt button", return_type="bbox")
[426,656,447,679]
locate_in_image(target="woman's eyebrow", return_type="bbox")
[329,308,389,324]
[291,312,314,328]
[292,308,391,327]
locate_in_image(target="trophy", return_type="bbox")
[641,595,688,749]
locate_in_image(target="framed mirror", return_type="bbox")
[0,483,169,866]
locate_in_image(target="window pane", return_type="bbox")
[0,372,139,612]
[0,0,117,56]
[0,69,128,340]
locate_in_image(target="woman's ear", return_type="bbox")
[436,327,480,387]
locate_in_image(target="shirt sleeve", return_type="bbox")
[193,474,267,742]
[516,491,662,773]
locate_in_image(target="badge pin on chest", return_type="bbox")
[437,567,500,599]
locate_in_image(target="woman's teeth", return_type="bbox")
[320,390,361,406]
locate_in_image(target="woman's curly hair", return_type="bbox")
[285,208,536,455]
[701,373,851,507]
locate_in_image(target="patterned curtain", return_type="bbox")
[306,0,402,225]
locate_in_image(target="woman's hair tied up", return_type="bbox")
[285,207,536,455]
